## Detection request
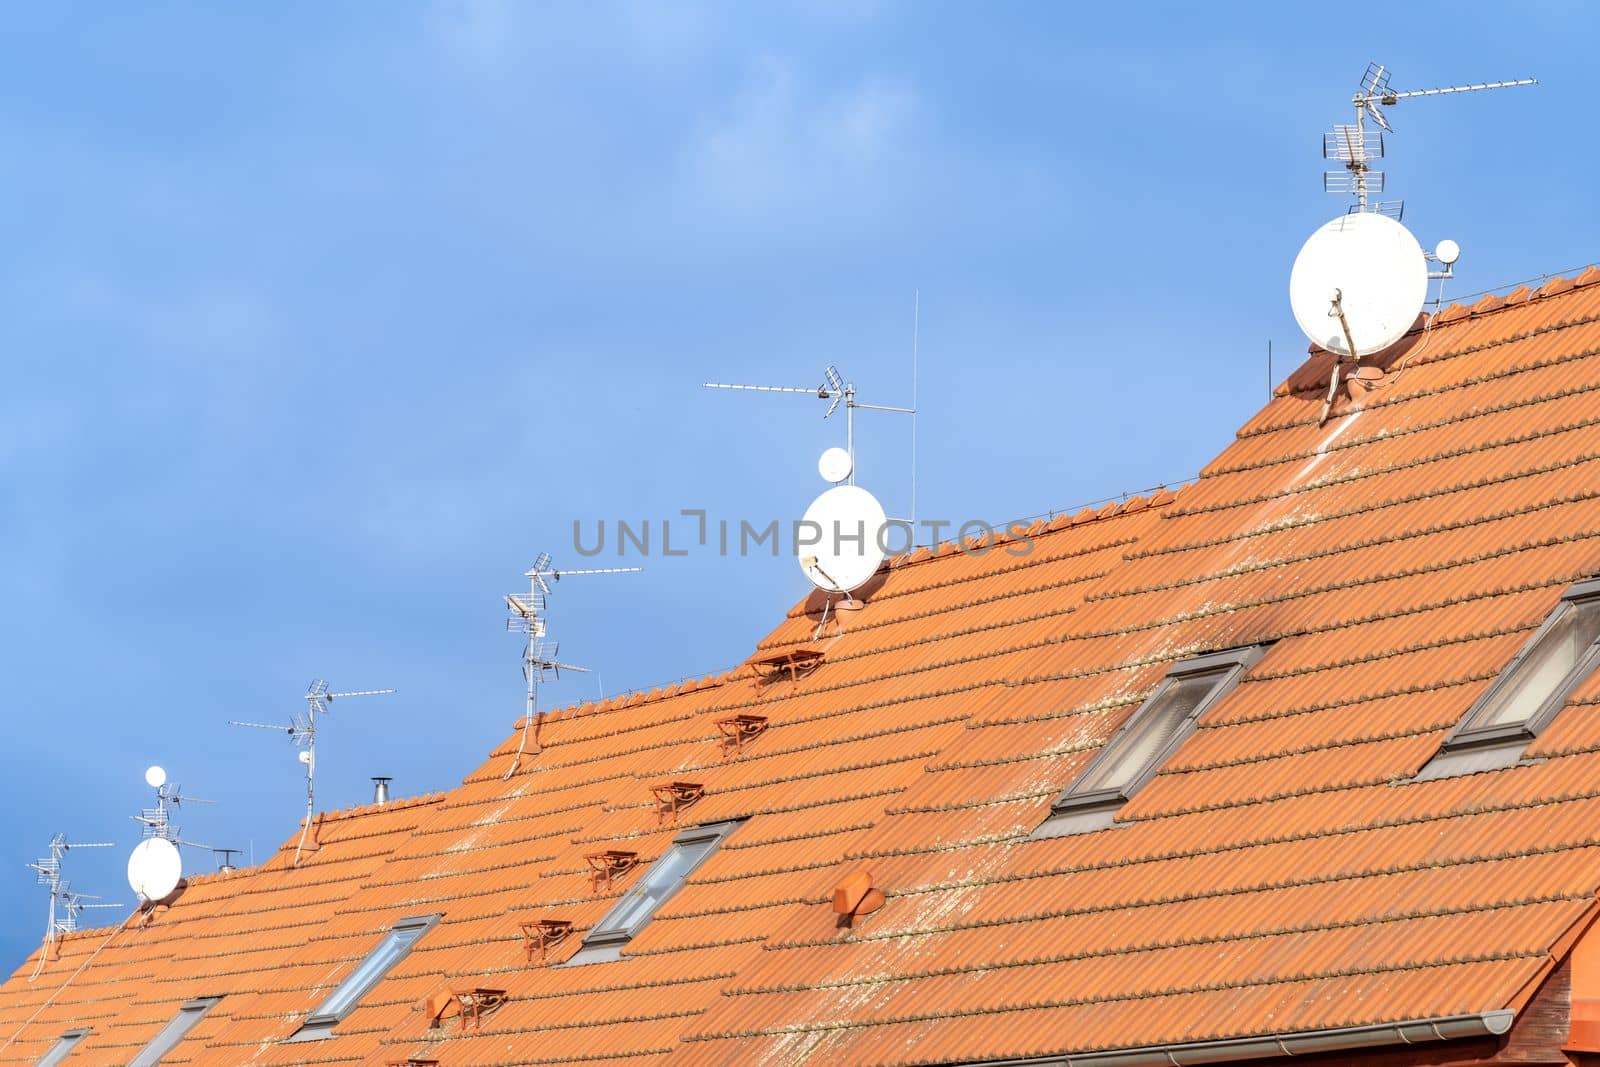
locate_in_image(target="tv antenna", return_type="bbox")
[703,360,917,521]
[1327,62,1536,214]
[1296,63,1535,425]
[131,764,215,849]
[229,681,395,865]
[27,835,117,948]
[502,552,641,777]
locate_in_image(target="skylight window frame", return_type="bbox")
[1437,578,1600,754]
[565,819,741,966]
[1037,645,1266,837]
[36,1028,89,1067]
[288,914,440,1042]
[129,997,220,1067]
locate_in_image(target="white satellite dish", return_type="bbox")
[127,837,182,902]
[1289,212,1427,358]
[798,485,887,593]
[818,446,853,484]
[145,765,167,788]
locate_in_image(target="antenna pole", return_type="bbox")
[296,745,315,867]
[29,836,116,949]
[845,383,856,485]
[1352,97,1370,212]
[232,681,391,867]
[503,557,637,779]
[911,289,919,527]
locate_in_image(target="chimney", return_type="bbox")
[372,776,392,805]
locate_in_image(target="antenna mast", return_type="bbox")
[1328,63,1536,214]
[27,835,117,951]
[131,766,216,850]
[704,361,916,518]
[230,680,395,865]
[502,553,640,778]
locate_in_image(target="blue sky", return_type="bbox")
[1,2,1591,962]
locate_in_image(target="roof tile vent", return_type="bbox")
[833,868,885,929]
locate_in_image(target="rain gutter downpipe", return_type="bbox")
[971,1011,1515,1067]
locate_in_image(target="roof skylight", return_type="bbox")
[130,997,220,1067]
[288,915,439,1041]
[1035,646,1266,839]
[565,820,741,966]
[36,1028,89,1067]
[1419,580,1600,780]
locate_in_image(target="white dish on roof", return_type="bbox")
[127,837,182,902]
[1289,212,1427,358]
[798,484,887,593]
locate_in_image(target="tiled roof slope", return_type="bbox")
[0,794,442,1066]
[6,268,1600,1065]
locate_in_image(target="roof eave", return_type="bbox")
[967,1011,1516,1067]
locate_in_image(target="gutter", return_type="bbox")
[971,1011,1514,1067]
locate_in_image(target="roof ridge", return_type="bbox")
[520,492,1186,722]
[510,671,739,731]
[1430,263,1600,324]
[885,487,1180,573]
[295,789,447,826]
[1269,264,1600,405]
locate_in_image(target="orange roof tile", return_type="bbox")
[10,273,1600,1064]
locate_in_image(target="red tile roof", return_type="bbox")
[8,271,1600,1064]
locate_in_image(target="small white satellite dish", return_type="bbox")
[1435,238,1461,266]
[798,485,887,593]
[1289,212,1427,358]
[144,765,167,789]
[298,750,312,766]
[127,837,182,902]
[818,446,853,483]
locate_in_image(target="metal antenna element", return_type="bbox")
[132,779,215,851]
[503,555,641,778]
[910,290,919,528]
[704,361,917,516]
[27,835,117,946]
[230,680,396,865]
[1328,63,1536,213]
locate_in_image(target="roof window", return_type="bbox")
[36,1029,89,1067]
[1035,645,1266,839]
[565,820,740,966]
[130,997,220,1066]
[1419,580,1600,780]
[288,915,440,1041]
